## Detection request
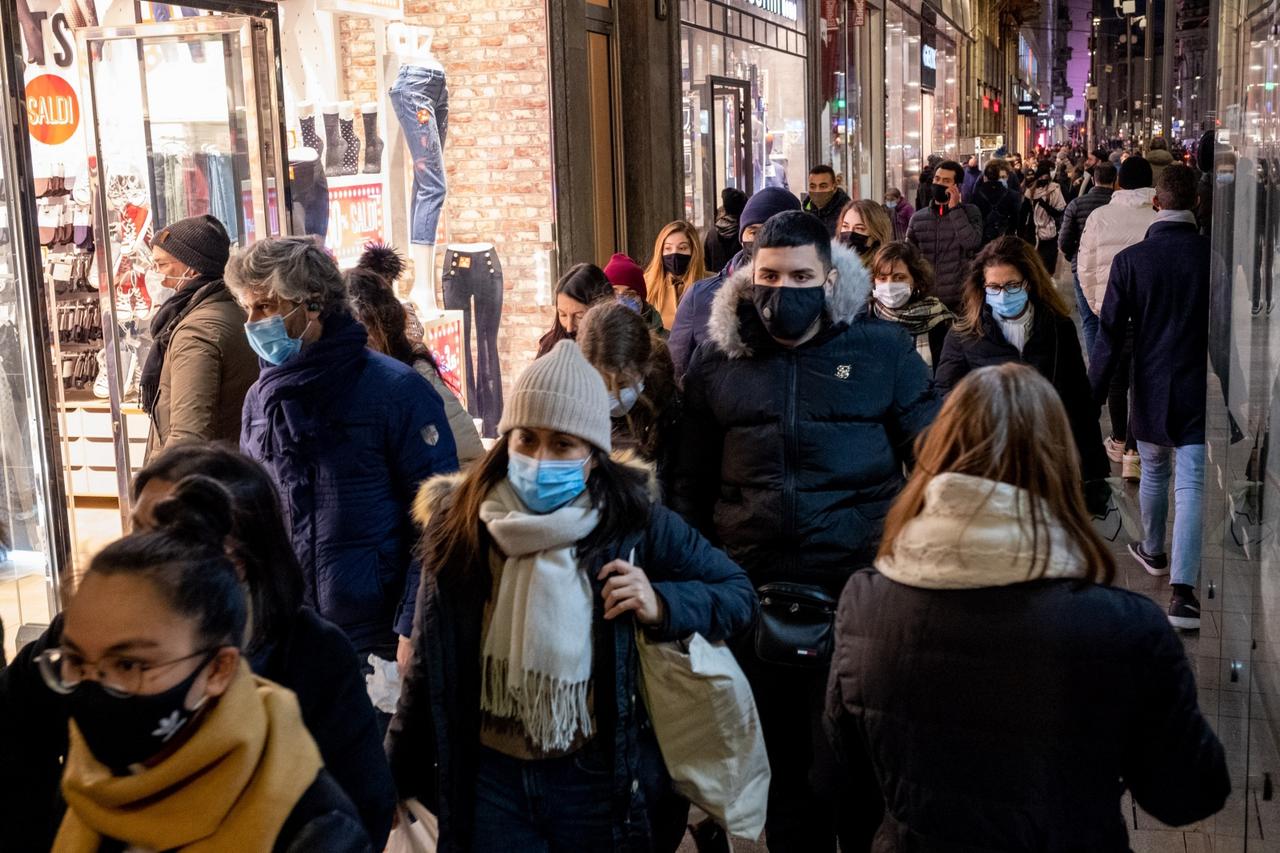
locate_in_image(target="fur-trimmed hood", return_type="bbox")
[412,451,661,528]
[706,242,872,360]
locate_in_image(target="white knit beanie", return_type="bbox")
[498,340,613,452]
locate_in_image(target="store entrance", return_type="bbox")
[65,16,285,531]
[706,76,753,229]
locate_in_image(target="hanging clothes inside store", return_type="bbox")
[148,149,240,242]
[0,300,39,554]
[441,244,502,437]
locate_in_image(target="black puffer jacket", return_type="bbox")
[827,571,1230,851]
[671,244,940,593]
[906,203,984,312]
[1057,185,1115,267]
[935,307,1109,483]
[386,471,756,853]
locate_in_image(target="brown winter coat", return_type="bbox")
[145,287,259,459]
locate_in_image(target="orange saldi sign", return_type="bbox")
[26,74,79,146]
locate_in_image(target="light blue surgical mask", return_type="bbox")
[507,450,590,514]
[609,381,645,417]
[986,287,1029,319]
[884,200,898,210]
[245,303,306,366]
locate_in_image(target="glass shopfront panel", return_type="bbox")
[885,3,922,201]
[821,0,883,200]
[682,0,810,229]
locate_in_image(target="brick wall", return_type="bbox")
[338,17,380,107]
[341,1,557,401]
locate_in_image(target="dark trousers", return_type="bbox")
[442,247,504,437]
[1036,238,1059,278]
[290,156,330,239]
[735,643,881,853]
[472,745,615,852]
[1108,326,1136,451]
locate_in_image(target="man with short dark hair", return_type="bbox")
[1059,160,1118,353]
[674,210,939,851]
[906,159,984,311]
[802,164,851,236]
[1090,164,1210,630]
[972,159,1021,245]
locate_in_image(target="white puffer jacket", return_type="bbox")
[1077,187,1157,313]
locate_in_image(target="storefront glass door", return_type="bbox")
[73,16,284,523]
[707,76,753,228]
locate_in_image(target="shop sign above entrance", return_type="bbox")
[732,0,802,26]
[920,5,937,91]
[1017,100,1037,115]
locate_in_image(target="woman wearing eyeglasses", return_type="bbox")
[936,236,1110,510]
[34,477,371,852]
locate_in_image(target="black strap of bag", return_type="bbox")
[753,582,838,669]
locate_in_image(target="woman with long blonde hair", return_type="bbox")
[643,220,707,330]
[826,363,1228,851]
[835,199,894,266]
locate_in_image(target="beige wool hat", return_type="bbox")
[498,340,613,452]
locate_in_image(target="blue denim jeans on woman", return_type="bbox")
[1137,441,1207,587]
[471,745,615,852]
[388,65,449,245]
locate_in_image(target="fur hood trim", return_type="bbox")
[706,242,871,360]
[411,452,660,528]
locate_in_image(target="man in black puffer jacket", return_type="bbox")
[672,211,939,853]
[907,160,984,312]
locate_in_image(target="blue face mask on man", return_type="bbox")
[985,287,1029,319]
[507,450,590,513]
[244,303,307,366]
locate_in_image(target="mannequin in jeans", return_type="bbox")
[387,23,448,316]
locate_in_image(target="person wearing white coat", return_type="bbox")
[1078,155,1156,481]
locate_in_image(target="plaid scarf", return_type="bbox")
[872,296,953,337]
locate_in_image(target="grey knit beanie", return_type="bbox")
[154,214,231,276]
[499,340,612,452]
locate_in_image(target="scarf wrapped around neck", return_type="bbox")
[876,473,1087,589]
[139,275,224,415]
[55,661,322,852]
[247,312,369,463]
[871,296,953,338]
[478,480,601,752]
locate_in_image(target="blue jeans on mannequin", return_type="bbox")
[388,66,449,245]
[472,745,615,852]
[1137,442,1206,587]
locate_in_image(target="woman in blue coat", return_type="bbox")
[386,340,756,853]
[226,237,459,671]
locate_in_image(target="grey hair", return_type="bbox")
[224,236,348,317]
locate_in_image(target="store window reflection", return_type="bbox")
[681,2,809,229]
[820,0,883,201]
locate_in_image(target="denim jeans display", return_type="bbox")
[388,65,449,245]
[471,745,615,852]
[288,155,329,240]
[1137,441,1206,587]
[442,246,503,437]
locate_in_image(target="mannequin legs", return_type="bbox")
[410,243,439,315]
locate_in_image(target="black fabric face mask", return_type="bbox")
[65,652,214,774]
[840,231,871,253]
[931,183,951,206]
[662,252,693,277]
[750,284,827,342]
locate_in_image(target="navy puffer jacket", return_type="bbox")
[241,314,459,657]
[671,244,940,594]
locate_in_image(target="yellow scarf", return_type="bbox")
[55,661,323,853]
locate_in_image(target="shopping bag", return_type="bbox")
[635,629,770,840]
[386,799,438,853]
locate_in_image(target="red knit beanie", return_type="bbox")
[603,253,647,302]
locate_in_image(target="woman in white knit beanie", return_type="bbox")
[388,339,756,853]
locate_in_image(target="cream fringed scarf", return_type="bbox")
[478,481,601,751]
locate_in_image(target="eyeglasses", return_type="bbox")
[984,281,1026,296]
[36,647,216,698]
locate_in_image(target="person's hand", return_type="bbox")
[946,183,962,209]
[396,634,413,678]
[598,559,665,625]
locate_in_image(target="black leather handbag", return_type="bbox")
[753,582,838,669]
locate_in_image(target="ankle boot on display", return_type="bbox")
[338,101,360,177]
[322,104,345,177]
[299,101,323,164]
[361,102,384,174]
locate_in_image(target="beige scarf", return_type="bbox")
[479,480,601,751]
[876,473,1087,589]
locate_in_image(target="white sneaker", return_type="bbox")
[1122,451,1141,481]
[1104,436,1125,463]
[93,349,110,398]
